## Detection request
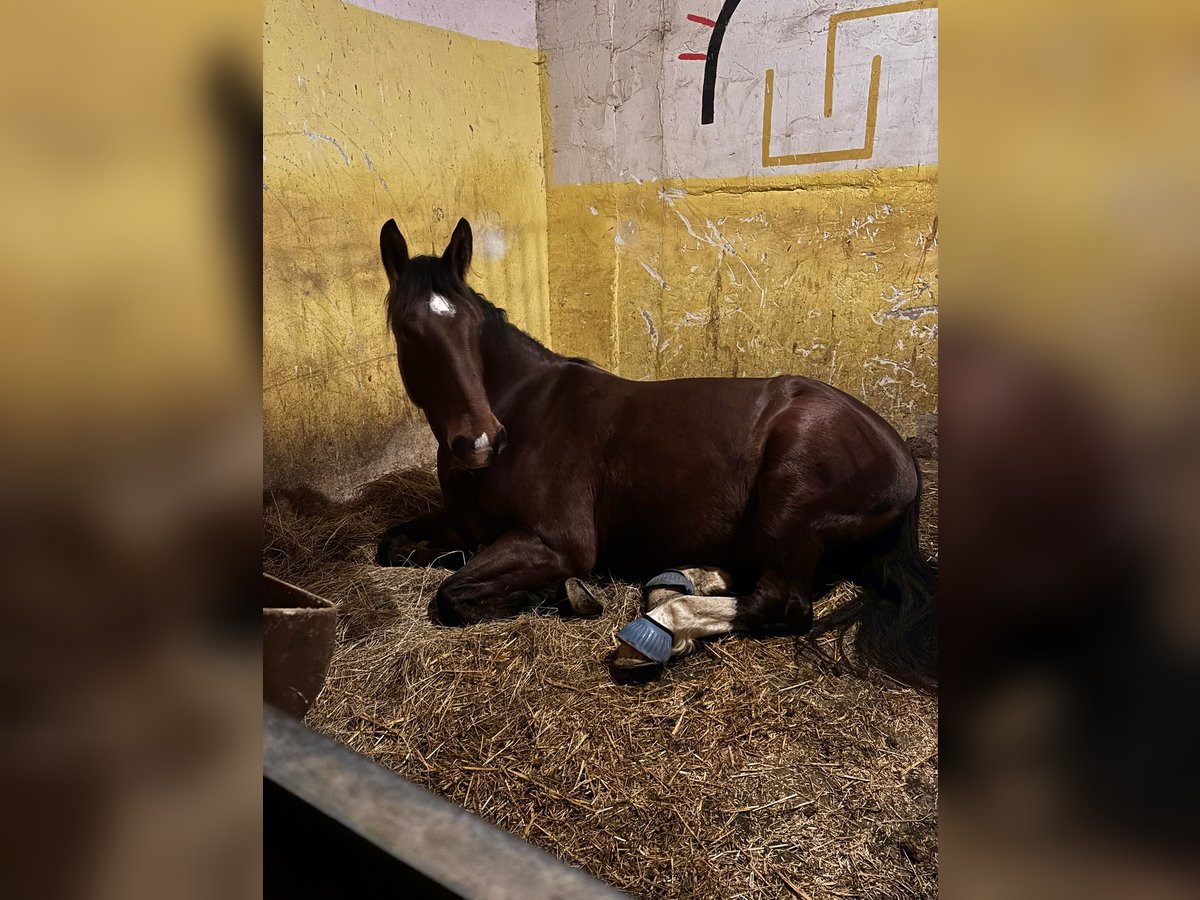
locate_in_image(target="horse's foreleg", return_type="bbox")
[433,530,577,626]
[376,508,472,569]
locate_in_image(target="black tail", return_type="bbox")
[811,473,938,692]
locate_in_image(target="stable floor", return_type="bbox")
[263,461,938,900]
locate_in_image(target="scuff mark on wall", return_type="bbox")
[477,227,508,260]
[874,303,938,322]
[302,128,351,164]
[639,309,659,349]
[362,152,390,191]
[640,261,668,290]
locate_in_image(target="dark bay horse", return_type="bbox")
[375,217,937,689]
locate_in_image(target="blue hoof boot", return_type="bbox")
[617,617,675,664]
[645,568,695,595]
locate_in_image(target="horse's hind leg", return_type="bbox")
[647,567,735,604]
[642,566,736,654]
[609,566,815,683]
[729,568,815,637]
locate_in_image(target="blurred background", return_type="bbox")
[0,0,1195,897]
[942,1,1200,896]
[0,1,261,898]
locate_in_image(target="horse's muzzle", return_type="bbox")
[450,425,507,469]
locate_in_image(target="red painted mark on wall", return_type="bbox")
[687,13,717,27]
[678,52,708,60]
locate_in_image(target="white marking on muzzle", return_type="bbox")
[429,294,455,316]
[473,433,489,451]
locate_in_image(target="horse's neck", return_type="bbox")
[481,325,557,400]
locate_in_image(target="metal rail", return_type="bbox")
[264,706,627,899]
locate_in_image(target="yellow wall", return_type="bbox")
[264,0,937,493]
[547,166,938,430]
[263,0,549,493]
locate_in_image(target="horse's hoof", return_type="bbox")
[379,535,469,569]
[432,591,472,627]
[607,644,665,685]
[376,533,421,567]
[564,578,603,617]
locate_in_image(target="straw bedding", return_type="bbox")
[263,462,938,899]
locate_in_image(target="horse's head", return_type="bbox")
[380,217,507,469]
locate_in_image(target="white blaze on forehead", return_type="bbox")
[473,433,489,451]
[428,294,455,316]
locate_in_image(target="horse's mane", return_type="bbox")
[477,293,599,369]
[387,256,598,370]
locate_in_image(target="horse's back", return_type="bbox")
[584,371,913,574]
[610,372,909,467]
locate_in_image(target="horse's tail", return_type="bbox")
[811,465,938,692]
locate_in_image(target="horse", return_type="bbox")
[374,217,937,689]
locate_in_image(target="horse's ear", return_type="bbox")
[380,219,408,287]
[443,217,472,280]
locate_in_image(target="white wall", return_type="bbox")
[539,0,938,184]
[346,0,539,49]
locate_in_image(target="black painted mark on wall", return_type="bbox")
[701,0,743,125]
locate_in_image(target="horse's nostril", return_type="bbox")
[450,435,474,459]
[494,426,508,455]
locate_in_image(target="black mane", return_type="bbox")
[387,255,597,369]
[480,300,599,369]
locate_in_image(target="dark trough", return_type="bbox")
[263,573,338,718]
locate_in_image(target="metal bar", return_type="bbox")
[264,707,627,900]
